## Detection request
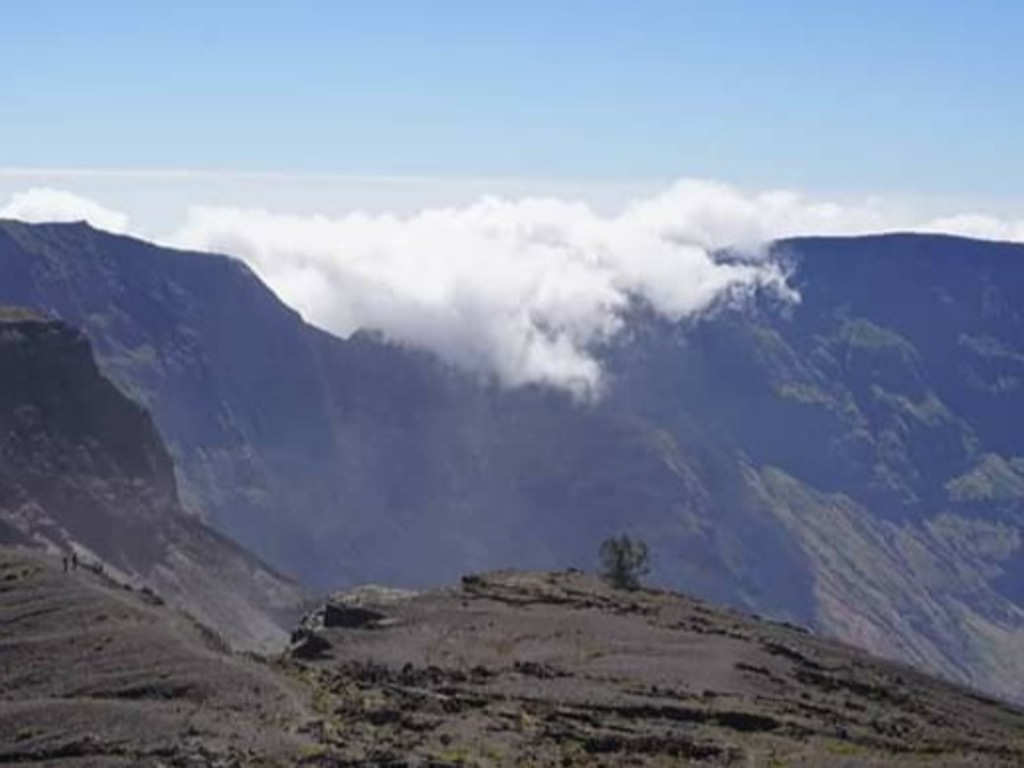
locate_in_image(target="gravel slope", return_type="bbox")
[0,548,312,766]
[4,551,1024,766]
[286,570,1024,766]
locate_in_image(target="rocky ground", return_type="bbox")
[3,551,1023,766]
[0,547,312,766]
[284,570,1024,766]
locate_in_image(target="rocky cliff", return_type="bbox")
[0,220,339,576]
[0,310,305,650]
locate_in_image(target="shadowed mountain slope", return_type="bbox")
[0,312,305,650]
[0,220,340,574]
[599,234,1024,699]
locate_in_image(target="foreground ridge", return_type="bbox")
[284,570,1024,766]
[2,560,1023,766]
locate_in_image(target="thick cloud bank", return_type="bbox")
[175,182,798,395]
[5,179,1024,394]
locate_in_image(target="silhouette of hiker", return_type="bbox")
[62,556,68,572]
[71,553,78,571]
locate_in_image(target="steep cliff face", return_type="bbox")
[599,234,1024,699]
[0,220,339,573]
[0,312,305,650]
[0,314,178,551]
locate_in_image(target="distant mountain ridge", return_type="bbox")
[0,219,1021,702]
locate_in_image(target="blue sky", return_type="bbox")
[3,0,1023,195]
[3,2,1024,388]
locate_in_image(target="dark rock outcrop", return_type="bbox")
[323,603,386,629]
[0,312,305,650]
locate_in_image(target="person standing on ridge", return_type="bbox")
[71,552,78,571]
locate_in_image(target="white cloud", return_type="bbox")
[174,185,793,396]
[5,178,1024,395]
[172,179,1024,395]
[0,188,130,233]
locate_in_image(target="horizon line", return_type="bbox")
[0,166,678,187]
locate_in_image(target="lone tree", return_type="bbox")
[599,535,649,590]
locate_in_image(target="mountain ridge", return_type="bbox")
[281,567,1024,766]
[0,219,1021,702]
[4,546,1022,766]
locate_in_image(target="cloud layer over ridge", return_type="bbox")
[5,178,1024,394]
[174,181,799,395]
